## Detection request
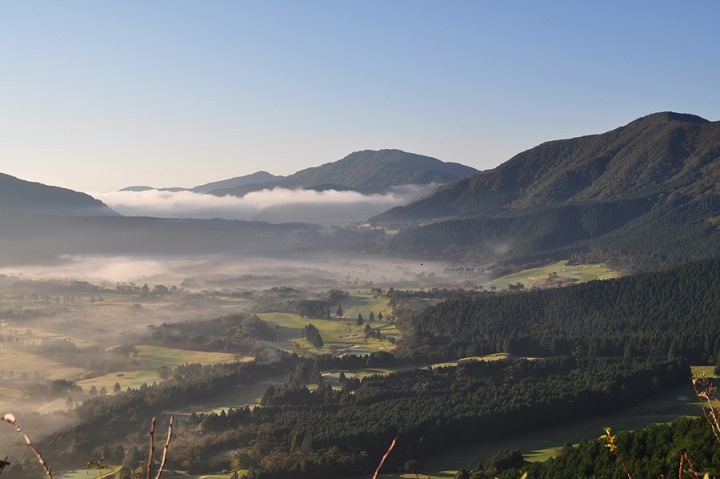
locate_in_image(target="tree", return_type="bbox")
[65,396,74,408]
[158,365,171,380]
[356,314,364,326]
[89,385,98,396]
[336,305,343,318]
[404,459,423,478]
[261,385,276,406]
[378,312,383,321]
[99,386,107,396]
[369,311,375,321]
[113,382,121,394]
[454,469,470,479]
[304,324,324,348]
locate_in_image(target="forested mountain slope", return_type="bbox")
[375,112,720,222]
[372,113,720,266]
[399,256,720,363]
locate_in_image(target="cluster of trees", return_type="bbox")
[30,357,297,474]
[143,314,276,352]
[303,324,324,348]
[400,256,720,363]
[201,357,687,478]
[523,417,720,479]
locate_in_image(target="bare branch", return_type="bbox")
[146,417,156,479]
[1,413,53,478]
[372,436,397,479]
[154,416,174,479]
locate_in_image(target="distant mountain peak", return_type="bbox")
[205,149,478,196]
[632,111,709,125]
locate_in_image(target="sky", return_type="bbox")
[1,1,719,193]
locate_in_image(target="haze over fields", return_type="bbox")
[3,3,720,479]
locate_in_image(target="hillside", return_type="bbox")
[375,113,720,221]
[192,171,283,193]
[372,112,720,267]
[209,149,478,196]
[0,173,118,217]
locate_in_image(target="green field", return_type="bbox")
[75,346,243,392]
[486,260,620,291]
[168,374,289,415]
[257,294,398,355]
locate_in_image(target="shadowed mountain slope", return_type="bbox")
[371,113,720,268]
[374,112,720,223]
[0,173,118,217]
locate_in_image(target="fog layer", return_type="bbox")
[92,185,438,224]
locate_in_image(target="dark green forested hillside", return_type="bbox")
[189,357,688,479]
[523,417,720,479]
[399,256,720,363]
[0,173,118,217]
[375,112,720,222]
[370,112,720,267]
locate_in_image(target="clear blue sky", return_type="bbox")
[1,1,719,192]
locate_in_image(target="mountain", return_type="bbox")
[208,149,478,196]
[118,172,283,193]
[371,112,720,267]
[0,173,118,217]
[192,171,283,194]
[375,112,719,222]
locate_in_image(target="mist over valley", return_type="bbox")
[4,113,720,479]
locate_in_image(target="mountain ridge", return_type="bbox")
[373,112,720,223]
[0,173,118,217]
[208,149,478,196]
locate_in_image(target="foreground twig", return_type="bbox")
[692,375,720,443]
[155,416,174,479]
[678,452,698,479]
[600,427,632,479]
[372,436,398,479]
[146,417,156,479]
[146,416,174,479]
[1,413,53,478]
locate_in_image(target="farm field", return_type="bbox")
[168,374,290,416]
[76,346,245,392]
[257,293,398,355]
[486,260,620,291]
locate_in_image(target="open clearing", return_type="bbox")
[76,346,245,392]
[487,260,620,291]
[257,293,398,355]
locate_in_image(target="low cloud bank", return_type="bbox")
[91,185,436,224]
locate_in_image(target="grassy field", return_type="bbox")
[0,347,85,379]
[257,294,399,355]
[75,347,244,392]
[0,337,248,412]
[168,374,290,415]
[55,465,122,479]
[486,260,620,291]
